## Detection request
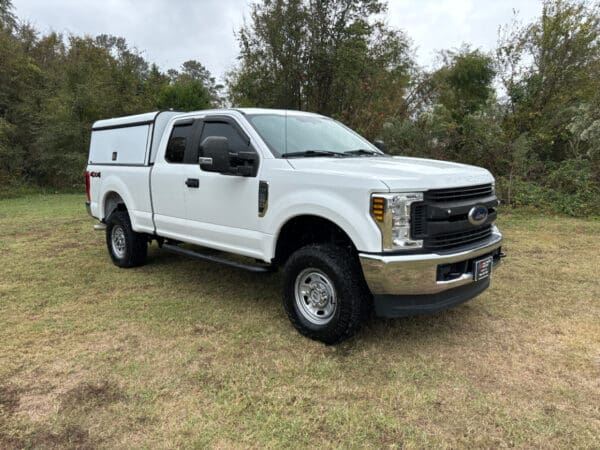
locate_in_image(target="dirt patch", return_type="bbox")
[17,391,57,422]
[51,240,97,257]
[1,424,96,450]
[13,369,89,422]
[1,380,98,449]
[31,424,94,449]
[0,434,24,450]
[60,380,125,411]
[4,229,53,241]
[0,383,20,414]
[192,322,221,336]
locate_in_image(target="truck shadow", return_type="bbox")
[144,245,486,347]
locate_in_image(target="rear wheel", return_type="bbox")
[105,210,147,268]
[283,244,371,344]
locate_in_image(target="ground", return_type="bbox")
[0,194,598,449]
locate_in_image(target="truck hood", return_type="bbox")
[286,156,494,191]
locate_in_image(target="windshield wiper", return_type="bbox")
[344,149,383,156]
[282,150,347,158]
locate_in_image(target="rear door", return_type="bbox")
[151,119,202,237]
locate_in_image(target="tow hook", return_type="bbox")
[93,223,107,231]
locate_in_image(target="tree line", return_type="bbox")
[1,0,598,215]
[0,0,221,192]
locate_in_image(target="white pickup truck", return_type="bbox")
[85,108,503,343]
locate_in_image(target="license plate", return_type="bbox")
[474,256,493,281]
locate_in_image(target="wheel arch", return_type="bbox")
[273,214,358,266]
[102,191,128,220]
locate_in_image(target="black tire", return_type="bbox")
[105,209,147,268]
[283,244,372,344]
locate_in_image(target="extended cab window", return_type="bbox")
[199,122,249,155]
[165,123,194,163]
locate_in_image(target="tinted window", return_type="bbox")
[199,122,249,156]
[165,123,193,163]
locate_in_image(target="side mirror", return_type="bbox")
[199,137,257,177]
[373,140,386,153]
[199,137,231,173]
[229,151,257,177]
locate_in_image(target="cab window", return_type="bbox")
[165,123,194,163]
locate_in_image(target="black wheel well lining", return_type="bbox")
[103,192,127,219]
[274,215,356,266]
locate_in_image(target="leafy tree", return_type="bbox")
[0,0,16,32]
[162,60,224,109]
[385,1,600,214]
[180,60,224,104]
[143,63,170,107]
[498,0,600,162]
[157,79,213,111]
[495,0,600,207]
[0,0,220,189]
[383,47,500,170]
[431,47,496,121]
[0,13,44,186]
[228,0,413,138]
[0,0,218,189]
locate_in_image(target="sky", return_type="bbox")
[13,0,543,81]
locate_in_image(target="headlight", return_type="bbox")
[371,193,424,251]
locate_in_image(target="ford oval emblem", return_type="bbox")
[468,206,488,226]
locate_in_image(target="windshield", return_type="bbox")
[246,113,383,157]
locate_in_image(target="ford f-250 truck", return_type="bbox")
[85,108,503,344]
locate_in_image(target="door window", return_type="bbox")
[199,122,250,156]
[165,123,194,163]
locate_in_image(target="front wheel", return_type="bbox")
[105,210,147,268]
[283,244,371,344]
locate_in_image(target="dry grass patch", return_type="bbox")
[0,194,598,448]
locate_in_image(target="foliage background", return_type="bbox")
[0,0,598,215]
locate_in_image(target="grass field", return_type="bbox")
[0,194,598,449]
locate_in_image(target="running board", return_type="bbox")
[162,243,273,273]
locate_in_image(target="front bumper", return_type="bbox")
[359,229,502,297]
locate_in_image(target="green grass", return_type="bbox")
[1,194,599,448]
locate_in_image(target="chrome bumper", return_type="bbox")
[359,231,503,296]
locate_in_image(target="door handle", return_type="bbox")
[185,178,199,188]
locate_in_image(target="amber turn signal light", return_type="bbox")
[371,197,385,222]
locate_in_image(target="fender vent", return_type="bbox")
[258,181,269,217]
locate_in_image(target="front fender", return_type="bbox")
[263,187,384,259]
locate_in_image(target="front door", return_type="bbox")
[184,117,264,259]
